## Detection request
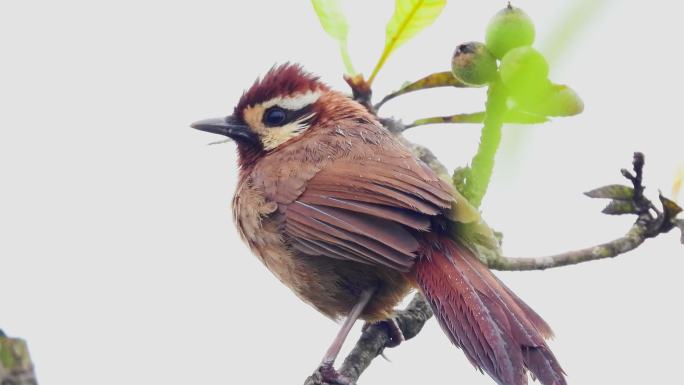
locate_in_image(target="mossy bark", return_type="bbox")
[0,333,38,385]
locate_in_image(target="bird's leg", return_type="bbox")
[317,289,374,385]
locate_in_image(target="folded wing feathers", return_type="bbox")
[283,156,455,272]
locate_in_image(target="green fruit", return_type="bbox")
[525,84,584,117]
[451,42,497,86]
[508,78,552,110]
[499,46,549,103]
[485,4,536,59]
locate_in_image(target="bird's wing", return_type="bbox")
[282,150,455,272]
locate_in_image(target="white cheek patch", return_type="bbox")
[261,91,322,110]
[260,113,315,150]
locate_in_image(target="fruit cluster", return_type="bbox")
[451,4,583,117]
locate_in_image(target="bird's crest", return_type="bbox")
[235,63,328,120]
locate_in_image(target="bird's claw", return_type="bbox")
[362,317,405,348]
[314,361,356,385]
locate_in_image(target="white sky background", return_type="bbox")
[1,1,683,384]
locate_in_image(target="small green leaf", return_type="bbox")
[584,184,635,200]
[396,71,467,92]
[311,0,356,74]
[385,0,446,53]
[368,0,446,84]
[659,194,683,219]
[311,0,347,41]
[519,84,584,117]
[406,109,547,128]
[602,200,638,215]
[657,194,683,233]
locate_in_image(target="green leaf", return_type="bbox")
[517,84,584,117]
[659,193,683,220]
[368,0,446,84]
[311,0,356,74]
[602,200,637,215]
[406,109,547,129]
[584,184,635,200]
[375,71,466,109]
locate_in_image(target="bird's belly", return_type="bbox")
[232,182,412,321]
[246,232,413,321]
[288,253,414,321]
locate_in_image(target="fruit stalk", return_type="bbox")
[464,78,507,208]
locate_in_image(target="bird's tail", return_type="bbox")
[412,235,566,385]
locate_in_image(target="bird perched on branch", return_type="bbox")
[193,63,565,385]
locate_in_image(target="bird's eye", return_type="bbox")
[264,107,287,126]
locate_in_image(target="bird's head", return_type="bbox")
[193,64,365,169]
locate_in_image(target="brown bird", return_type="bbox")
[193,64,565,385]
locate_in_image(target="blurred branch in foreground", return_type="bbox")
[0,330,39,385]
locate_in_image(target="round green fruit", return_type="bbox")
[451,42,497,86]
[485,4,536,59]
[528,84,584,117]
[499,46,549,102]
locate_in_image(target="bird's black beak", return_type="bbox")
[191,115,258,143]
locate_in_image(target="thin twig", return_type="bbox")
[488,223,647,271]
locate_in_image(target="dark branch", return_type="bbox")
[339,294,432,381]
[303,294,433,385]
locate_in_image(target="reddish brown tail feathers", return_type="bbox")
[413,236,566,385]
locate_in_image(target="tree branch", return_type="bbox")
[488,222,647,271]
[338,294,432,382]
[0,331,39,385]
[489,152,683,270]
[303,293,433,385]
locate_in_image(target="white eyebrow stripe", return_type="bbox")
[261,90,322,110]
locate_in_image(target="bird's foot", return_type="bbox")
[362,317,405,348]
[311,360,356,385]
